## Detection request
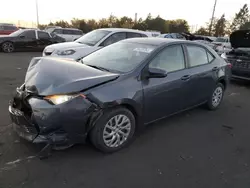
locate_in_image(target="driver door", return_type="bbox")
[16,30,37,50]
[142,44,191,123]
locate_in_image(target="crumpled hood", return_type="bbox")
[24,57,119,96]
[45,41,90,51]
[230,30,250,49]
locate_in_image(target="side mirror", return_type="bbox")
[148,67,168,78]
[19,35,25,39]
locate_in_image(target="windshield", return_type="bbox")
[81,42,157,73]
[9,29,23,36]
[215,37,228,42]
[75,30,111,46]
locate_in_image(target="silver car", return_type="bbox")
[42,28,150,60]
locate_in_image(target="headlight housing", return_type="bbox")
[57,49,76,56]
[44,94,85,105]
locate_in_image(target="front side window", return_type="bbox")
[53,29,63,34]
[38,31,50,39]
[81,41,156,73]
[149,45,185,72]
[127,32,142,38]
[21,30,36,38]
[75,30,111,46]
[102,32,126,47]
[63,29,74,35]
[186,45,209,67]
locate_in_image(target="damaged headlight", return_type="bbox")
[44,94,85,105]
[57,49,76,56]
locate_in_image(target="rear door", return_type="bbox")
[37,31,53,50]
[183,44,217,106]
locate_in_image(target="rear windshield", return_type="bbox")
[81,41,157,73]
[215,37,228,42]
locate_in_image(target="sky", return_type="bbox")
[0,0,249,30]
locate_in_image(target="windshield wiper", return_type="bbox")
[85,64,111,72]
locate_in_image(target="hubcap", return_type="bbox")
[103,114,131,148]
[212,86,223,107]
[2,42,14,52]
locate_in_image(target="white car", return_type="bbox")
[43,28,150,60]
[212,37,231,55]
[46,28,84,42]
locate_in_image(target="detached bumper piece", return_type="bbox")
[9,87,97,159]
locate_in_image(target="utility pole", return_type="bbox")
[209,0,217,35]
[36,0,39,28]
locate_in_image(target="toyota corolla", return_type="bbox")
[9,38,231,155]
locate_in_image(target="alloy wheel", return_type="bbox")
[212,86,223,107]
[2,42,14,53]
[103,114,131,148]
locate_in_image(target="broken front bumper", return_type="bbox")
[9,92,97,146]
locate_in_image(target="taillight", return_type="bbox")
[227,63,232,69]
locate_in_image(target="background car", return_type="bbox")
[9,38,231,154]
[46,27,84,42]
[0,29,66,53]
[43,28,151,60]
[0,23,18,35]
[212,36,231,55]
[221,29,250,80]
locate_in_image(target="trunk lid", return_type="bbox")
[230,30,250,49]
[25,57,119,96]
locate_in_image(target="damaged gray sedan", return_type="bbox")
[9,38,230,156]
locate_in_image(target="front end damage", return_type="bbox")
[9,84,102,159]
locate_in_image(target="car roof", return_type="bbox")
[121,37,188,46]
[98,28,148,34]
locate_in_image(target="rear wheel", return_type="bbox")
[206,83,224,110]
[2,42,15,53]
[90,107,136,153]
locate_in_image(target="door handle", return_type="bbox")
[181,75,191,80]
[212,67,219,71]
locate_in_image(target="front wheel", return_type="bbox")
[206,83,225,110]
[90,107,136,153]
[2,42,15,53]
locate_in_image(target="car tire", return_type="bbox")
[2,42,15,53]
[90,107,136,153]
[206,83,225,110]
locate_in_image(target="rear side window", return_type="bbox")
[3,26,17,30]
[186,45,209,67]
[102,32,126,47]
[63,29,73,35]
[38,31,50,39]
[72,30,83,35]
[140,34,148,37]
[207,51,215,62]
[21,30,36,39]
[53,29,63,34]
[127,32,142,38]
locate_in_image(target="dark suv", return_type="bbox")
[221,30,250,80]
